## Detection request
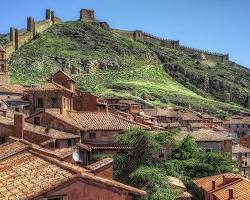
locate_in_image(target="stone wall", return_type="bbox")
[3,9,61,59]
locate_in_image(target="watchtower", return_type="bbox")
[80,9,96,22]
[0,46,8,83]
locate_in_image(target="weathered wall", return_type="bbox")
[43,179,132,200]
[3,9,61,59]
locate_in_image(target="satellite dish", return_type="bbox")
[72,150,80,162]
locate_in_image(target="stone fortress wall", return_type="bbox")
[0,8,243,69]
[3,9,61,59]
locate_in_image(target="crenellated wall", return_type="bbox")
[3,9,61,59]
[115,29,229,64]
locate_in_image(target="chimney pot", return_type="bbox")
[212,180,216,190]
[229,188,233,199]
[14,113,24,139]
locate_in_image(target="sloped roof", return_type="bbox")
[180,112,202,121]
[0,84,27,94]
[0,141,29,160]
[143,108,179,118]
[232,144,250,154]
[45,109,150,131]
[193,173,241,192]
[25,82,73,93]
[212,179,250,200]
[86,158,113,172]
[52,70,75,82]
[189,122,208,128]
[175,128,232,142]
[0,144,146,199]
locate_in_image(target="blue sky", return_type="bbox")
[0,0,249,68]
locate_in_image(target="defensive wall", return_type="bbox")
[3,9,61,59]
[0,8,240,66]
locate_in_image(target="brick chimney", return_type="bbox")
[14,113,24,139]
[212,180,216,190]
[229,188,234,199]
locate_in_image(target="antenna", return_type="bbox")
[72,150,80,162]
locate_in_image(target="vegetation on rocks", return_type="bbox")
[7,21,250,116]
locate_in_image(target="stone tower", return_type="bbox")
[0,45,8,84]
[80,9,96,22]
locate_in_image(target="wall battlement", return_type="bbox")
[0,8,237,65]
[3,9,61,59]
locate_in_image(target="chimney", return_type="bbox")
[14,113,24,139]
[223,175,226,185]
[212,180,216,190]
[229,188,233,199]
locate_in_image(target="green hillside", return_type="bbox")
[8,21,250,117]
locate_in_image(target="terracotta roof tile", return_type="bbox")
[86,158,113,172]
[143,108,179,118]
[232,144,250,154]
[0,151,74,199]
[0,84,27,94]
[0,145,146,198]
[175,128,232,142]
[212,179,250,200]
[25,82,73,93]
[0,141,29,160]
[45,109,150,131]
[180,112,202,121]
[193,173,241,192]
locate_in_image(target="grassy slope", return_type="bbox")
[8,21,249,117]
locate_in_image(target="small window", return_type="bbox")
[15,107,20,112]
[245,162,247,166]
[68,139,72,147]
[51,98,58,108]
[54,140,59,148]
[34,117,40,125]
[159,149,165,159]
[229,125,231,128]
[245,153,248,157]
[0,137,5,144]
[237,124,239,128]
[37,98,44,108]
[89,132,96,139]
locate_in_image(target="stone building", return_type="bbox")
[223,116,250,142]
[0,45,8,84]
[0,140,146,200]
[192,173,250,200]
[0,84,30,114]
[232,144,250,177]
[25,70,107,114]
[26,108,150,165]
[175,128,232,154]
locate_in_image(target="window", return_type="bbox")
[34,117,40,125]
[245,162,247,166]
[68,139,72,147]
[242,124,245,128]
[51,98,58,108]
[228,125,231,128]
[15,107,20,112]
[37,98,44,108]
[159,149,165,159]
[54,140,59,148]
[236,124,239,128]
[245,153,248,157]
[89,132,96,139]
[0,137,5,144]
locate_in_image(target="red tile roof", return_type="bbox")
[25,81,73,93]
[193,173,241,192]
[45,109,150,131]
[175,128,232,142]
[0,84,27,94]
[143,108,179,118]
[232,144,250,154]
[180,112,202,121]
[0,141,29,160]
[0,143,146,199]
[86,158,113,172]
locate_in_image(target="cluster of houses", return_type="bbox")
[0,69,250,199]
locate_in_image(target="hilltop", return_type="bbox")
[4,9,250,117]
